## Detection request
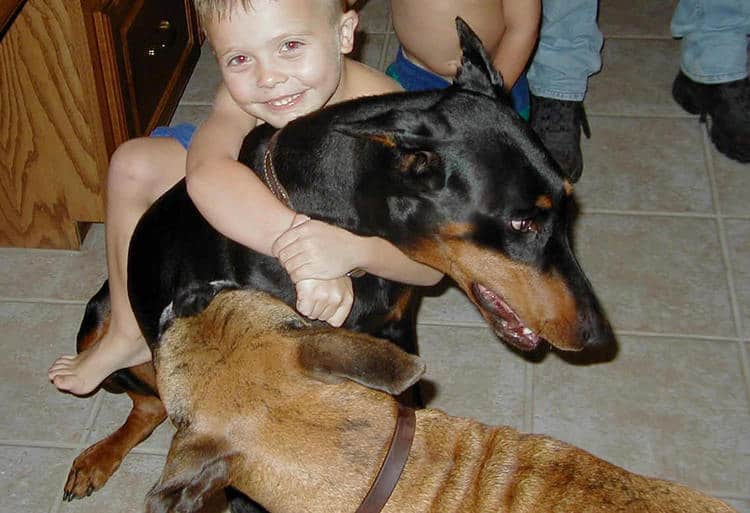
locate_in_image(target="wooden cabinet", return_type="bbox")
[0,0,200,249]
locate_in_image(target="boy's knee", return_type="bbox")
[108,138,160,189]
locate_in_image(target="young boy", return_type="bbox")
[48,0,442,396]
[385,0,540,120]
[267,0,540,290]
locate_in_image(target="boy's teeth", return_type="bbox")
[270,94,299,106]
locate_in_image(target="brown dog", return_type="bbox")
[146,285,735,513]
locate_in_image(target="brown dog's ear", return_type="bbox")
[146,432,235,513]
[298,330,426,395]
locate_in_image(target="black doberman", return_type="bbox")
[62,19,613,509]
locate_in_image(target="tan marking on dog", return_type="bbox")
[76,315,110,353]
[535,195,553,209]
[368,134,397,148]
[149,290,738,513]
[403,237,581,351]
[439,222,475,238]
[563,180,574,196]
[383,288,414,323]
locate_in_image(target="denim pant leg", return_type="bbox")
[671,0,750,83]
[527,0,603,101]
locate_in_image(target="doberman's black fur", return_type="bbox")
[64,20,613,509]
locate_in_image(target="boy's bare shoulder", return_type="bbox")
[343,58,403,99]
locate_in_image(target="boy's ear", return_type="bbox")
[298,330,426,395]
[338,9,358,54]
[146,432,236,513]
[453,17,505,98]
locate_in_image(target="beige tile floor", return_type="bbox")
[1,1,749,512]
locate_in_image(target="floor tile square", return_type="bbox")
[713,147,750,217]
[352,33,387,70]
[578,116,712,213]
[0,302,94,444]
[573,214,735,337]
[587,38,686,116]
[599,0,677,38]
[417,324,527,429]
[180,45,221,105]
[533,336,750,496]
[0,242,105,302]
[171,104,213,128]
[356,0,391,34]
[725,220,750,337]
[0,446,75,513]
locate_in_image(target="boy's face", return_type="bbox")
[208,0,356,128]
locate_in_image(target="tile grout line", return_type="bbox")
[0,297,87,305]
[0,439,80,449]
[701,126,750,406]
[376,19,393,71]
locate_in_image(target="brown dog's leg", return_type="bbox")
[63,386,166,500]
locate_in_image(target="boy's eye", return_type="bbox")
[228,55,249,67]
[281,41,303,52]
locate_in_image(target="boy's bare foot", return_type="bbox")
[48,333,151,396]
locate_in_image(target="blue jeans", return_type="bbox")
[672,0,750,84]
[527,0,603,101]
[528,0,750,100]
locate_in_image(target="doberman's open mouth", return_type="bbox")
[472,283,541,351]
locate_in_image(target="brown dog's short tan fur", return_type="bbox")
[147,288,735,513]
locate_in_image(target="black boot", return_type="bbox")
[529,95,591,182]
[672,71,750,163]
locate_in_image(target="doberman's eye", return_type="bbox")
[510,218,536,233]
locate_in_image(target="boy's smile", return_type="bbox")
[207,0,357,128]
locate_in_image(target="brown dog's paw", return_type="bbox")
[62,442,122,501]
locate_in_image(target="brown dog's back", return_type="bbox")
[151,289,735,513]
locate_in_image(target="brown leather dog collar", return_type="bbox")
[355,404,416,513]
[262,130,293,209]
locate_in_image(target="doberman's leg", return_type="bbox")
[63,387,166,500]
[61,282,166,500]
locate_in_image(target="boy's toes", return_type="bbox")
[51,374,77,392]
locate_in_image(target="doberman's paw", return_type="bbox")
[63,442,122,501]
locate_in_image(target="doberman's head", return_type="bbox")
[326,19,613,353]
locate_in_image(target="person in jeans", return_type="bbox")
[528,0,749,182]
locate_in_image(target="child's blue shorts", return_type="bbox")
[150,123,197,149]
[386,46,530,121]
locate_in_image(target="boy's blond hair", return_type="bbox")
[195,0,347,29]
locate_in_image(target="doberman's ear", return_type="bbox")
[334,111,446,192]
[158,280,242,338]
[334,108,446,151]
[299,330,426,395]
[146,432,236,513]
[453,17,505,98]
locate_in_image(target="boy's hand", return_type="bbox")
[272,214,364,282]
[295,277,353,327]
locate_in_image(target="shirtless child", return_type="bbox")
[385,0,540,119]
[49,0,442,396]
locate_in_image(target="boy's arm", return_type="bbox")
[186,84,295,256]
[492,0,540,90]
[273,216,444,286]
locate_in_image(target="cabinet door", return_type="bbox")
[87,0,201,153]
